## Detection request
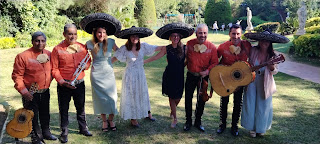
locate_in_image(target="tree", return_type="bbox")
[177,0,199,14]
[204,0,232,27]
[135,0,157,28]
[154,0,178,18]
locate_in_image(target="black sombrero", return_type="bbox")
[80,13,122,35]
[115,26,153,39]
[156,22,194,40]
[244,30,290,43]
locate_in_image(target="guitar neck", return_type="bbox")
[251,63,269,72]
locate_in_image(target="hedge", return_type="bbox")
[305,26,320,34]
[292,34,320,58]
[0,37,16,49]
[305,17,320,28]
[254,22,280,33]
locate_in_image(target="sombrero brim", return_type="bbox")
[156,23,194,40]
[115,27,153,39]
[244,32,290,43]
[80,13,122,35]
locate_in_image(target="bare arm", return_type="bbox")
[155,46,165,51]
[111,57,118,64]
[113,43,119,51]
[144,47,166,64]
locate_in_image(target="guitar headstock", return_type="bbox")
[269,54,285,65]
[29,83,39,95]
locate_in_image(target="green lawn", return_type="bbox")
[1,32,319,143]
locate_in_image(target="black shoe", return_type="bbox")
[231,127,239,136]
[59,135,68,143]
[43,134,57,140]
[194,124,205,132]
[79,130,93,136]
[145,117,156,122]
[183,122,192,131]
[217,126,226,134]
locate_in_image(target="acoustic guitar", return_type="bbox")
[209,54,285,97]
[6,83,38,139]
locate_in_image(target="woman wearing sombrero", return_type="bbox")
[241,29,289,137]
[113,26,163,127]
[144,23,194,128]
[80,13,121,132]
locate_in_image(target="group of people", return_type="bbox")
[11,12,289,144]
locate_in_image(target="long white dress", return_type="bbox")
[114,43,157,120]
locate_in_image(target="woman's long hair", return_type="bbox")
[257,41,276,60]
[125,35,140,51]
[92,27,108,55]
[169,33,184,59]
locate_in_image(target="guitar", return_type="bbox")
[6,83,38,139]
[209,54,285,97]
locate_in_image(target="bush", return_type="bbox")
[0,37,16,49]
[279,22,296,35]
[15,32,32,48]
[305,26,320,34]
[254,22,280,33]
[204,0,232,28]
[237,16,267,30]
[306,17,320,28]
[292,34,320,57]
[77,30,92,39]
[136,0,157,28]
[0,16,18,37]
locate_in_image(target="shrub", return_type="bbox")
[0,37,16,49]
[279,22,296,35]
[292,34,320,57]
[15,32,32,48]
[306,17,320,28]
[237,16,267,30]
[305,26,320,34]
[254,22,280,33]
[136,0,157,28]
[204,0,232,28]
[0,16,18,37]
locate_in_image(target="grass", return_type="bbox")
[1,32,320,143]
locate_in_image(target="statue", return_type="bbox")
[296,1,307,35]
[213,21,218,33]
[246,7,254,31]
[236,20,242,25]
[286,10,290,23]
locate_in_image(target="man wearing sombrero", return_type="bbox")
[241,29,289,137]
[216,24,252,136]
[184,24,219,132]
[51,24,92,143]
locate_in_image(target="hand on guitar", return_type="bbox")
[22,92,33,101]
[199,69,209,77]
[61,81,76,89]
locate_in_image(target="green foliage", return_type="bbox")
[293,34,320,58]
[306,26,320,34]
[15,32,32,48]
[177,0,199,14]
[154,0,179,18]
[279,22,296,35]
[136,0,157,28]
[0,37,16,49]
[204,0,232,27]
[254,22,281,33]
[13,0,40,33]
[306,17,320,28]
[237,16,267,30]
[0,15,18,37]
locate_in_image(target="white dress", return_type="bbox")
[114,43,157,120]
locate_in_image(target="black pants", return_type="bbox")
[219,87,244,128]
[57,82,88,135]
[185,72,208,125]
[23,89,51,140]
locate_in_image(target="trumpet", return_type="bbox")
[70,50,91,86]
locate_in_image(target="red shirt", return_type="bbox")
[186,38,219,73]
[217,40,251,66]
[51,41,91,85]
[12,47,52,95]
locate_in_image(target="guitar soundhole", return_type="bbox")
[233,71,242,80]
[227,89,230,93]
[18,114,26,123]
